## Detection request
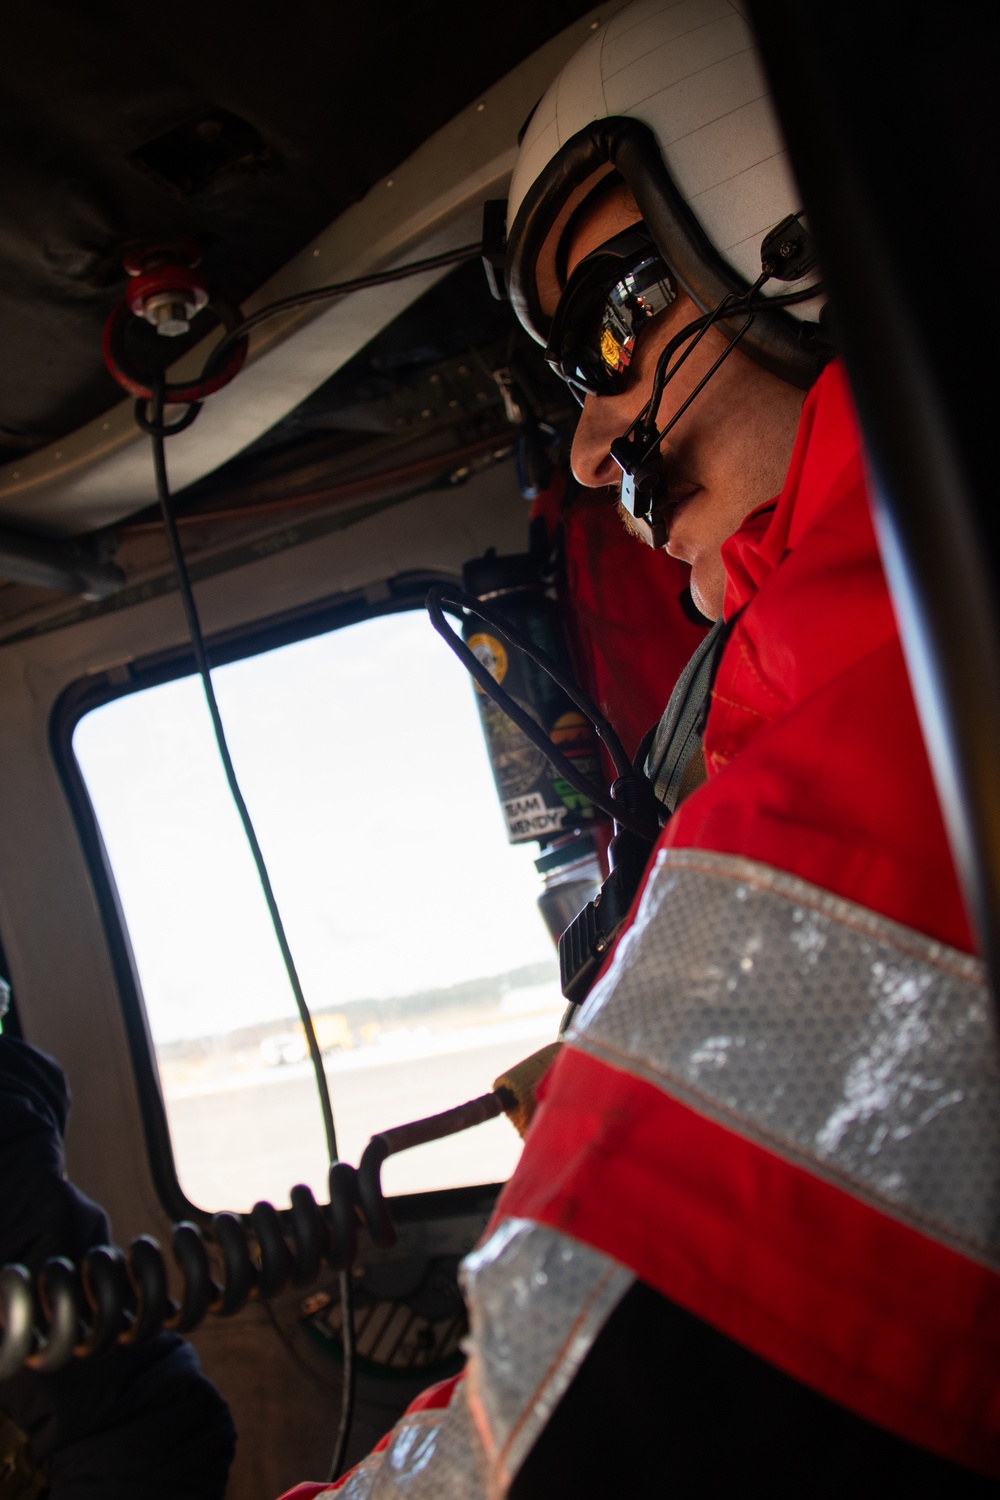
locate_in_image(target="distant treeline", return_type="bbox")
[159,960,558,1061]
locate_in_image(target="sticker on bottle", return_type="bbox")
[468,632,508,691]
[503,791,570,840]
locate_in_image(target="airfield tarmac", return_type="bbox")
[164,1012,562,1212]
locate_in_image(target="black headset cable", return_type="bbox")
[426,584,663,841]
[203,244,482,377]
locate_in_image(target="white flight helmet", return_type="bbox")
[504,0,823,390]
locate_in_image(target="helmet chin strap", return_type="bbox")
[608,214,818,545]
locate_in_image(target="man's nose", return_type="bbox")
[570,394,629,489]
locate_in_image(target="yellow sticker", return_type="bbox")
[468,632,508,692]
[551,710,589,746]
[600,326,623,371]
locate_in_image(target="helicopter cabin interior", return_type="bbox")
[0,4,647,1493]
[0,1,996,1497]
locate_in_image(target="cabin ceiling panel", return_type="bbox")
[0,1,621,536]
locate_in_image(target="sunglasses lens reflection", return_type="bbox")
[546,226,676,399]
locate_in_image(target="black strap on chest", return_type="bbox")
[644,616,727,813]
[558,615,733,1016]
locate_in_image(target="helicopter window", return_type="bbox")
[71,606,562,1213]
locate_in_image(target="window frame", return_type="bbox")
[51,570,506,1230]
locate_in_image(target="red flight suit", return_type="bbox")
[280,361,1000,1497]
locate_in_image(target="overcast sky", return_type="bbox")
[74,609,556,1045]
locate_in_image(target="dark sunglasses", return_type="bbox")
[545,225,677,404]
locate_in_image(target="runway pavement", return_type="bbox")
[165,1019,561,1212]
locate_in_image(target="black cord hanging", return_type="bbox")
[620,273,769,471]
[85,234,508,1483]
[88,237,490,1478]
[143,377,338,1164]
[105,244,482,407]
[426,584,663,842]
[139,375,358,1478]
[206,244,482,370]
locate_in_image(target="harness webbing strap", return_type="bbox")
[645,617,725,812]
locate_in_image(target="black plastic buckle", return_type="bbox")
[559,781,659,1009]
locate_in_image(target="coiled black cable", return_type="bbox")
[0,1184,332,1382]
[0,1089,511,1386]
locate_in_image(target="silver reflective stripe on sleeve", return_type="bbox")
[318,1454,381,1499]
[368,1391,489,1499]
[347,1221,631,1497]
[568,848,1000,1267]
[462,1218,633,1487]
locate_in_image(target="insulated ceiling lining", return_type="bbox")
[0,1,622,537]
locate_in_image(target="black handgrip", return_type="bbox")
[357,1140,395,1250]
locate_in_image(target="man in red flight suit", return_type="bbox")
[280,2,1000,1493]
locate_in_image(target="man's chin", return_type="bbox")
[688,561,725,621]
